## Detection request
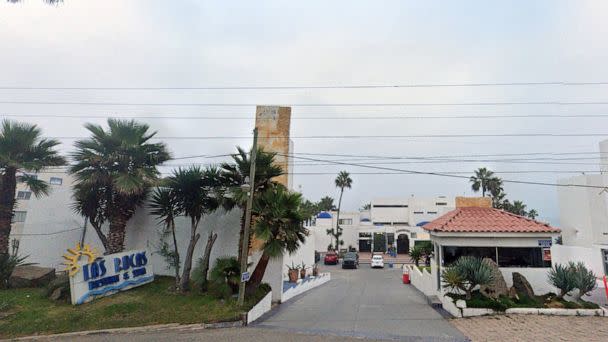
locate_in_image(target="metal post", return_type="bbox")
[238,128,258,306]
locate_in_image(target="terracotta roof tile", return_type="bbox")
[423,207,560,233]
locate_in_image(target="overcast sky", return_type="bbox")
[1,0,608,225]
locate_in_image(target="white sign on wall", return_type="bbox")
[67,248,154,305]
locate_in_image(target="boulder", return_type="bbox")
[479,258,508,299]
[50,287,63,301]
[9,265,55,288]
[508,287,519,300]
[512,272,535,298]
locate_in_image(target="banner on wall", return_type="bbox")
[64,245,154,305]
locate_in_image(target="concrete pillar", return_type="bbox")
[254,106,293,189]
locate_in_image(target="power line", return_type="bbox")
[1,81,607,90]
[2,101,608,107]
[46,133,608,140]
[277,153,608,189]
[6,113,608,120]
[10,227,82,236]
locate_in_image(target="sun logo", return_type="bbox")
[63,243,98,277]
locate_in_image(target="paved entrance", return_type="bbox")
[255,265,466,341]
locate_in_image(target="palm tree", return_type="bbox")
[168,166,223,291]
[149,187,182,290]
[220,146,282,263]
[70,119,170,254]
[469,167,497,197]
[246,185,307,293]
[331,171,352,250]
[317,196,336,211]
[0,120,65,255]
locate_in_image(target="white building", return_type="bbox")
[554,140,608,282]
[309,196,455,253]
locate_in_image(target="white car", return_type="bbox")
[370,254,384,268]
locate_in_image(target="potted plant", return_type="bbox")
[300,262,307,279]
[312,263,319,277]
[286,262,300,283]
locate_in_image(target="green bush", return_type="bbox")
[569,261,597,302]
[207,281,233,300]
[409,246,423,267]
[441,256,494,300]
[547,263,575,298]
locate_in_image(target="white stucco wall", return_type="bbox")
[552,244,607,278]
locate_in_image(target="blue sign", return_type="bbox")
[538,239,552,248]
[241,271,250,282]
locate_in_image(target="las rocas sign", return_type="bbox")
[63,244,154,305]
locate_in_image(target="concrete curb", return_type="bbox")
[4,321,243,341]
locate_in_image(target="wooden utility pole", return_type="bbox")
[238,128,258,306]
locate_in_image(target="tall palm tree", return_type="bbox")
[149,187,182,290]
[246,185,307,293]
[220,146,282,263]
[317,196,336,211]
[470,167,497,197]
[168,166,223,291]
[0,120,65,255]
[330,171,352,250]
[70,119,170,254]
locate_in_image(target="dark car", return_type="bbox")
[324,251,339,265]
[341,252,359,269]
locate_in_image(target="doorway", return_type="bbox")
[397,234,410,254]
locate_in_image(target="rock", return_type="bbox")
[508,287,519,300]
[512,272,535,298]
[479,258,508,299]
[9,265,55,288]
[50,287,63,301]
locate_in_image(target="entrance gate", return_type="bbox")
[397,234,410,254]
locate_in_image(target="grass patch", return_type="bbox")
[417,266,431,273]
[0,276,268,339]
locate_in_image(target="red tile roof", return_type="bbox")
[423,207,560,233]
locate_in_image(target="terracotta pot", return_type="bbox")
[312,267,319,277]
[300,268,306,279]
[288,269,299,283]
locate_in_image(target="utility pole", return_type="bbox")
[238,128,258,306]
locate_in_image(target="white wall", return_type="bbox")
[552,244,607,278]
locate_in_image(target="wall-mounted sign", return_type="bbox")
[64,245,154,305]
[538,239,552,248]
[543,248,552,261]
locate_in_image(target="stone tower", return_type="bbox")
[254,105,293,189]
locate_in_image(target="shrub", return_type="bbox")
[409,246,423,267]
[208,257,240,294]
[569,261,597,302]
[441,256,494,300]
[208,281,233,300]
[547,263,575,299]
[0,253,29,289]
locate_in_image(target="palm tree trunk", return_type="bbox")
[198,231,217,292]
[107,216,128,254]
[170,221,181,290]
[237,208,246,265]
[246,252,270,294]
[0,167,17,255]
[335,187,344,249]
[90,221,110,252]
[180,217,200,292]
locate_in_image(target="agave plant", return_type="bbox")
[569,261,597,302]
[441,256,494,300]
[547,263,575,299]
[0,253,29,289]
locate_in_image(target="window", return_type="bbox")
[427,211,438,214]
[393,221,409,225]
[436,202,447,206]
[373,222,391,225]
[497,247,549,268]
[372,204,408,208]
[17,191,32,200]
[442,246,496,265]
[13,211,27,223]
[413,211,424,214]
[359,232,372,238]
[411,232,417,238]
[338,218,353,225]
[387,233,395,246]
[49,177,63,185]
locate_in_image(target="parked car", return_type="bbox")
[324,251,339,265]
[342,252,359,269]
[371,254,384,268]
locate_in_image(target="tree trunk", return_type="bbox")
[107,215,128,254]
[237,208,246,266]
[335,188,344,249]
[180,218,200,292]
[0,167,17,255]
[90,221,110,252]
[199,231,217,292]
[170,221,181,290]
[246,252,270,294]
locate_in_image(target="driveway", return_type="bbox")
[255,265,467,341]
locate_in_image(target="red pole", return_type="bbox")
[603,275,608,301]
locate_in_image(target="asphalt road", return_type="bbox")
[254,264,467,341]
